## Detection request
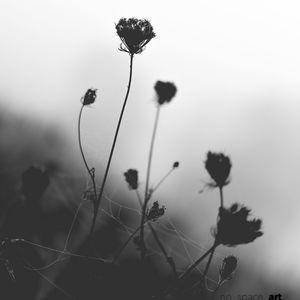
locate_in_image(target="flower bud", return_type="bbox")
[82,89,97,105]
[219,255,238,282]
[124,169,138,190]
[154,81,177,105]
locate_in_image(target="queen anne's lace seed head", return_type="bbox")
[116,18,155,54]
[154,81,177,105]
[146,201,166,221]
[212,203,263,246]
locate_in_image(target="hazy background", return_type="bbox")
[1,0,300,298]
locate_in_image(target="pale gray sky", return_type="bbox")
[1,0,300,293]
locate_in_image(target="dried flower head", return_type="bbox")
[82,88,97,106]
[205,151,232,188]
[116,18,155,54]
[146,201,166,221]
[154,81,177,105]
[22,166,49,200]
[219,255,238,282]
[173,161,179,168]
[212,203,263,246]
[124,169,139,190]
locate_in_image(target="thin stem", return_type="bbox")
[219,187,224,208]
[62,200,85,253]
[113,225,142,263]
[151,167,174,195]
[144,105,161,201]
[156,243,217,300]
[201,245,216,289]
[78,104,98,212]
[179,242,218,281]
[140,105,161,260]
[90,53,134,235]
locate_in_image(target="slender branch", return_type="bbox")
[144,105,161,202]
[155,243,217,300]
[113,224,142,263]
[140,105,161,260]
[90,53,134,235]
[179,242,218,281]
[151,168,174,195]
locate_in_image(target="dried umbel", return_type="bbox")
[82,89,97,106]
[205,151,232,188]
[146,201,165,221]
[212,203,263,246]
[22,166,49,200]
[124,169,139,190]
[116,18,155,54]
[154,81,177,105]
[219,255,238,282]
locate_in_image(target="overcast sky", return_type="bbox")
[1,0,300,294]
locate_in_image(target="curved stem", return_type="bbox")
[90,53,134,235]
[140,105,161,260]
[78,104,98,207]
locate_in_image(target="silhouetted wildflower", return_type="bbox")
[205,151,232,188]
[146,201,165,221]
[154,81,177,105]
[219,255,238,282]
[116,18,155,54]
[124,169,139,190]
[212,203,263,246]
[82,88,97,105]
[22,166,49,199]
[173,161,179,168]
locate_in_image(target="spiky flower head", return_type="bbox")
[82,89,97,106]
[212,203,263,246]
[146,201,165,221]
[124,169,139,190]
[219,255,238,282]
[205,151,232,188]
[154,81,177,105]
[116,18,155,54]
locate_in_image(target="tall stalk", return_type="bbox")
[90,53,134,235]
[140,105,161,260]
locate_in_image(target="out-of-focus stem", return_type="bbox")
[140,105,161,260]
